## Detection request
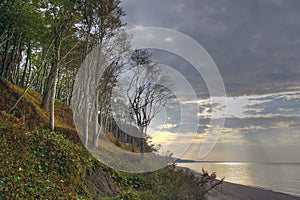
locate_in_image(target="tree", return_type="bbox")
[77,0,127,147]
[2,0,129,137]
[72,29,130,148]
[40,0,82,131]
[91,30,130,148]
[0,0,45,83]
[124,49,173,153]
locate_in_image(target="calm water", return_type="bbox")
[179,162,300,197]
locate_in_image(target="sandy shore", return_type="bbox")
[207,181,300,200]
[176,166,300,200]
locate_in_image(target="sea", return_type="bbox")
[178,162,300,197]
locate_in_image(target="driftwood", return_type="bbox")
[173,164,224,195]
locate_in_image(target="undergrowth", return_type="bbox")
[0,129,92,199]
[0,77,208,200]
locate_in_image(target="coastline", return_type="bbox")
[206,180,300,200]
[176,166,300,200]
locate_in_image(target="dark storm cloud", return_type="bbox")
[150,49,209,98]
[121,0,300,96]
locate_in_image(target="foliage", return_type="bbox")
[102,164,205,200]
[0,129,92,199]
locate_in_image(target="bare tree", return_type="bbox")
[125,49,173,153]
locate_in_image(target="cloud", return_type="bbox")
[244,91,300,118]
[120,0,300,162]
[121,0,300,96]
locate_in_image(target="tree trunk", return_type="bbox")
[1,29,11,76]
[83,95,89,147]
[36,61,47,93]
[68,78,75,105]
[124,131,127,143]
[5,35,17,79]
[49,71,58,131]
[92,92,99,148]
[42,25,62,110]
[46,28,61,130]
[41,64,57,110]
[49,42,60,131]
[55,69,62,99]
[21,42,31,87]
[14,46,23,85]
[11,34,23,84]
[83,63,90,147]
[139,126,145,154]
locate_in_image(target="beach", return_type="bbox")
[176,166,300,200]
[207,181,300,200]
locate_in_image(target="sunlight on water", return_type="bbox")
[216,162,247,165]
[179,162,300,197]
[203,162,255,187]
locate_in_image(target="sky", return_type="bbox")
[120,0,300,162]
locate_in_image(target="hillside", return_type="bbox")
[0,77,206,199]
